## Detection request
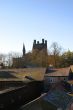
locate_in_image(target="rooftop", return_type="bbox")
[45,67,70,77]
[19,89,73,110]
[68,80,73,84]
[43,89,73,110]
[0,68,46,81]
[0,85,27,94]
[70,65,73,72]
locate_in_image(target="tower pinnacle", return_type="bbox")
[23,43,25,56]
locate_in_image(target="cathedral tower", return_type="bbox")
[33,38,47,51]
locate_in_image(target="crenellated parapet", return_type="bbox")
[33,39,47,51]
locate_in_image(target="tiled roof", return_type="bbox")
[43,90,73,110]
[0,71,17,78]
[45,67,70,77]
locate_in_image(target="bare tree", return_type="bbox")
[6,52,22,68]
[49,42,62,67]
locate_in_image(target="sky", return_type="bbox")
[0,0,73,54]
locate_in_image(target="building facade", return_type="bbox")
[45,67,70,84]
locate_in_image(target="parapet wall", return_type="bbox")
[33,39,47,51]
[0,81,43,110]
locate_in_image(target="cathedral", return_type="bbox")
[13,39,48,68]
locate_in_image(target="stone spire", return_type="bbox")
[23,43,25,56]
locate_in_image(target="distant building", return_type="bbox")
[32,39,48,67]
[0,55,5,68]
[32,38,47,52]
[13,39,48,68]
[44,66,73,92]
[13,43,26,68]
[45,67,70,84]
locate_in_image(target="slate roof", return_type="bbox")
[43,90,73,110]
[19,90,73,110]
[19,94,46,110]
[45,67,70,77]
[0,71,17,78]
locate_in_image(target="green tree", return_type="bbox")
[60,50,73,67]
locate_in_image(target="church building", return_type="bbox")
[13,39,48,68]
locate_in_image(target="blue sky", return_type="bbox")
[0,0,73,54]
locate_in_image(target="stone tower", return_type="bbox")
[32,39,48,67]
[33,39,47,51]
